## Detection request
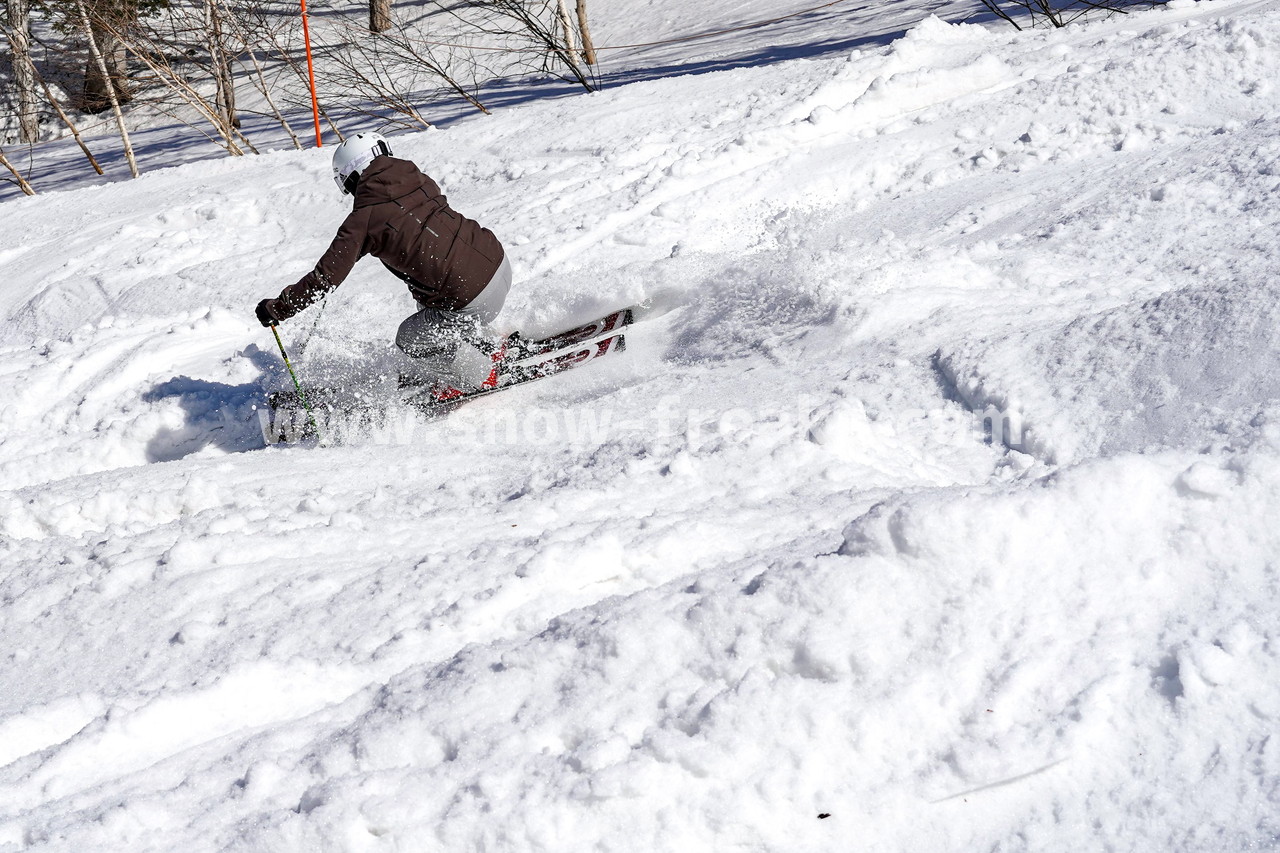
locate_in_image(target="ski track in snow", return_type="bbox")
[3,0,1280,850]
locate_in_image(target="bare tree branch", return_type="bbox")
[0,146,37,194]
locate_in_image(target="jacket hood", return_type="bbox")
[353,156,425,208]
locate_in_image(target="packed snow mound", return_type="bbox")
[940,272,1280,463]
[223,447,1280,853]
[937,118,1280,463]
[3,2,1280,852]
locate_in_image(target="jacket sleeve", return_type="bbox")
[274,210,369,320]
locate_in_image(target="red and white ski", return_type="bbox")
[507,307,636,360]
[413,333,627,411]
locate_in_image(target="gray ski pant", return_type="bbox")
[395,254,512,389]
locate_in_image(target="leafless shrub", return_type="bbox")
[321,0,600,131]
[8,0,604,181]
[979,0,1167,29]
[223,10,302,148]
[240,0,344,141]
[465,0,596,91]
[327,15,491,130]
[94,0,251,154]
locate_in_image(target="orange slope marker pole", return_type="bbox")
[299,0,323,147]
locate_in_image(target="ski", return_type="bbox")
[411,333,627,412]
[509,307,636,360]
[266,307,638,430]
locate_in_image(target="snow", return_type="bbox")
[3,0,1280,850]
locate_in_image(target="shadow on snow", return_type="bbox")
[140,342,282,463]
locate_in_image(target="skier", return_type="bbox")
[255,132,511,392]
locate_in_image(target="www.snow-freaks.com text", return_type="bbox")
[257,397,1029,453]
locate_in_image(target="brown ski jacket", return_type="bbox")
[272,156,505,320]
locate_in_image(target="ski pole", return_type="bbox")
[270,323,321,441]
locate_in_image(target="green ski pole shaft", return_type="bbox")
[271,324,321,440]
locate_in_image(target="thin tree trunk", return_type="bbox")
[555,0,578,66]
[206,0,239,129]
[369,0,391,33]
[231,124,258,154]
[574,0,596,66]
[0,148,36,195]
[243,48,301,149]
[83,12,132,110]
[5,0,40,141]
[34,64,104,175]
[78,0,139,177]
[318,102,344,142]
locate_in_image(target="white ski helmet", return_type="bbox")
[332,131,393,195]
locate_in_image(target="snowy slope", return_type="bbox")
[3,1,1280,851]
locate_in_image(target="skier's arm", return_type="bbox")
[266,211,369,322]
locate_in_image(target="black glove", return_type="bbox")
[256,298,283,328]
